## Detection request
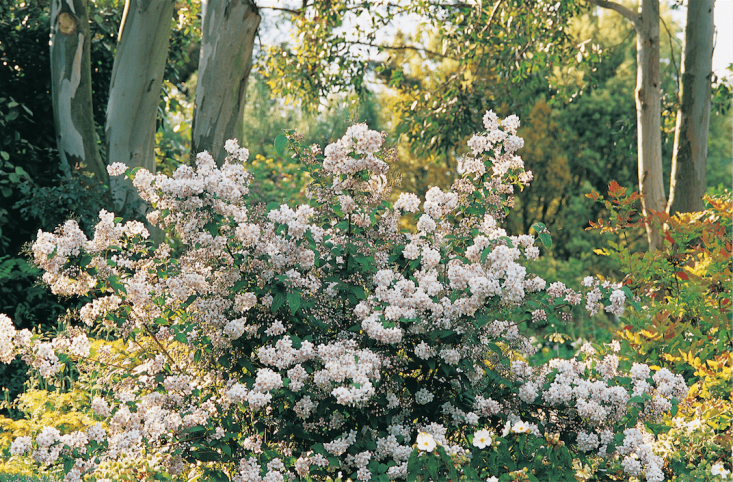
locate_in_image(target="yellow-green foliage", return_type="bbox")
[91,453,171,482]
[0,388,92,477]
[0,339,130,477]
[0,389,94,448]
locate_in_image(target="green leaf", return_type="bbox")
[108,276,127,295]
[274,134,288,157]
[531,222,546,233]
[204,222,219,237]
[287,291,301,314]
[406,450,420,482]
[272,292,286,313]
[538,232,552,248]
[670,399,678,417]
[0,151,9,161]
[426,453,439,480]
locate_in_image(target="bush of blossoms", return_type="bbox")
[1,110,688,482]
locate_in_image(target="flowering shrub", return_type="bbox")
[1,112,688,481]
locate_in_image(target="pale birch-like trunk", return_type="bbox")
[106,0,175,212]
[667,0,714,214]
[587,0,666,250]
[50,0,107,185]
[635,0,665,250]
[192,0,260,165]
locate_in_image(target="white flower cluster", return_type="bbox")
[414,388,434,405]
[79,295,122,326]
[507,356,688,465]
[224,138,250,162]
[323,124,388,175]
[323,430,357,456]
[463,110,527,182]
[393,192,420,213]
[0,314,30,363]
[423,187,458,220]
[616,428,665,482]
[106,162,128,177]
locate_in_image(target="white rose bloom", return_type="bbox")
[416,432,436,452]
[472,429,492,449]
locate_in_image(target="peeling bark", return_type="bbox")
[192,0,260,165]
[106,0,175,212]
[50,0,107,185]
[667,0,714,215]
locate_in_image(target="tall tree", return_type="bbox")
[192,0,260,164]
[49,0,107,184]
[586,0,665,249]
[667,0,714,214]
[586,0,716,249]
[106,0,176,211]
[48,0,261,212]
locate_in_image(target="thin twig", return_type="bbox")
[260,6,303,15]
[145,325,179,370]
[78,354,132,373]
[481,0,504,36]
[345,40,451,60]
[660,15,681,100]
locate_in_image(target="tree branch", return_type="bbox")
[480,0,504,36]
[660,15,681,98]
[585,0,640,31]
[345,40,452,60]
[260,6,303,15]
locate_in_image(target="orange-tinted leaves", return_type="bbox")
[608,180,625,198]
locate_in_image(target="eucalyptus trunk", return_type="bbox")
[50,0,107,185]
[667,0,714,215]
[192,0,260,164]
[106,0,175,212]
[635,0,665,250]
[587,0,666,250]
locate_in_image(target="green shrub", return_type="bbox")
[588,183,732,479]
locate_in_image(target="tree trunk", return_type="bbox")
[106,0,175,213]
[50,0,107,185]
[667,0,714,215]
[635,0,665,250]
[192,0,260,165]
[586,0,666,250]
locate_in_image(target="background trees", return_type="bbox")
[0,0,729,413]
[586,0,717,249]
[0,1,729,478]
